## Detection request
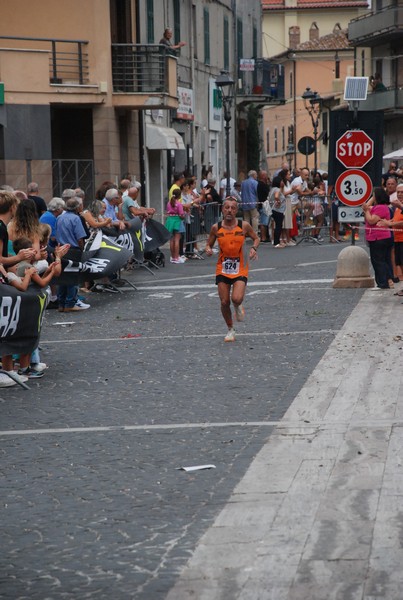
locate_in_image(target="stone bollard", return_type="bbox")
[333,245,374,288]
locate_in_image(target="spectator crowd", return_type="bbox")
[1,160,403,387]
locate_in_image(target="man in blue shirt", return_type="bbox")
[241,170,259,233]
[39,197,65,247]
[56,197,89,312]
[103,188,127,230]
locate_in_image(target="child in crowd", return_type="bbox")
[1,238,65,381]
[165,188,185,264]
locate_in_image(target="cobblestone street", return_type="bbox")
[0,242,365,599]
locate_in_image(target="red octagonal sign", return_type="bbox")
[336,130,374,169]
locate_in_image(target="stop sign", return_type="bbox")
[336,130,374,169]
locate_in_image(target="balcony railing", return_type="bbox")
[111,44,173,93]
[237,59,285,105]
[0,36,89,84]
[348,5,403,46]
[361,87,403,112]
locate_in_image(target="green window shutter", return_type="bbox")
[147,0,154,43]
[173,0,180,45]
[224,16,229,71]
[204,8,210,65]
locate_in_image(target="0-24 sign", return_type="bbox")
[335,169,372,207]
[338,206,365,223]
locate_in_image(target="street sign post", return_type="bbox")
[335,169,372,207]
[338,206,365,222]
[336,130,374,169]
[297,136,315,156]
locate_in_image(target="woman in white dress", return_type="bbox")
[278,169,295,246]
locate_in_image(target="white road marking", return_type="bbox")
[130,268,275,286]
[296,260,338,267]
[130,278,334,291]
[40,329,338,344]
[0,418,400,438]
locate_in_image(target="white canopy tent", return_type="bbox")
[383,148,403,160]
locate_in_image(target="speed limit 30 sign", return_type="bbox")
[335,169,372,206]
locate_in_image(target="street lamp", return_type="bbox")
[286,143,295,171]
[216,70,235,197]
[302,87,322,174]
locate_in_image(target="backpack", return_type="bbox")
[144,248,165,268]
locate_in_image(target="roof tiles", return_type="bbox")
[296,28,351,50]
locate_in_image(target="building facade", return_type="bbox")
[348,0,403,157]
[0,0,179,205]
[0,0,278,220]
[261,0,369,174]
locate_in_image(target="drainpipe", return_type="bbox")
[293,57,297,170]
[232,0,237,177]
[135,0,146,204]
[190,0,195,175]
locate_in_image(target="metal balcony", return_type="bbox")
[0,35,89,84]
[360,87,403,113]
[348,4,403,46]
[111,44,179,109]
[236,60,285,108]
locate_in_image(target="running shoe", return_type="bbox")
[6,371,29,383]
[234,304,245,322]
[75,299,90,309]
[0,373,17,387]
[30,362,48,373]
[64,304,89,311]
[171,257,186,264]
[274,243,285,248]
[224,328,236,342]
[18,367,44,379]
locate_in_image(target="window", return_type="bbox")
[253,24,257,58]
[173,0,180,46]
[237,18,243,78]
[192,4,197,59]
[147,0,154,43]
[252,24,258,87]
[266,129,270,154]
[237,18,243,60]
[289,71,293,98]
[321,112,328,145]
[361,50,365,77]
[335,51,340,79]
[224,15,229,71]
[282,126,285,152]
[204,8,210,65]
[288,124,294,146]
[274,128,278,153]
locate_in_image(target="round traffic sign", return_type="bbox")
[336,130,374,169]
[297,136,315,156]
[335,169,373,206]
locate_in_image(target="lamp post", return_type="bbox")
[216,70,235,197]
[302,87,322,174]
[286,143,295,172]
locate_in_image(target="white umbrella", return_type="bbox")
[383,148,403,160]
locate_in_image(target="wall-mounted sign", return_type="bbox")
[176,87,194,121]
[209,79,222,132]
[240,59,255,72]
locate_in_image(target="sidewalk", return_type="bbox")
[167,287,403,600]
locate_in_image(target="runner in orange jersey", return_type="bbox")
[205,197,259,342]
